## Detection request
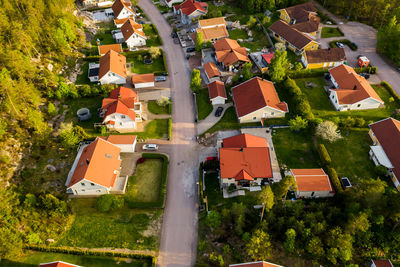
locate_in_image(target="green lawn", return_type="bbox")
[321,27,344,38]
[131,119,169,139]
[154,2,171,13]
[147,100,170,115]
[272,128,320,169]
[76,62,90,85]
[143,24,162,47]
[201,106,260,136]
[56,199,162,251]
[320,128,378,182]
[125,159,163,203]
[1,251,150,267]
[296,77,399,122]
[91,30,115,46]
[228,29,248,40]
[241,27,272,51]
[196,88,213,120]
[127,54,166,74]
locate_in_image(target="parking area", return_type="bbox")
[91,8,114,21]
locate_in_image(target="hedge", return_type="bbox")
[287,68,328,78]
[324,166,343,193]
[285,78,315,120]
[83,55,101,61]
[126,153,169,209]
[25,245,156,267]
[354,66,378,74]
[199,163,204,205]
[381,80,400,104]
[168,102,172,114]
[168,118,172,140]
[161,49,169,75]
[317,144,331,166]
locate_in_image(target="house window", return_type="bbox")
[82,189,85,191]
[120,122,123,126]
[81,183,85,186]
[253,117,257,120]
[357,104,361,107]
[331,95,334,99]
[112,115,115,119]
[311,192,315,197]
[271,112,275,116]
[121,115,126,119]
[335,100,337,103]
[91,183,95,186]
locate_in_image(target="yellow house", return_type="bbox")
[269,20,319,54]
[301,48,346,69]
[278,2,320,36]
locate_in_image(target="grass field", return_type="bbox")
[196,88,213,120]
[272,128,320,169]
[76,62,90,85]
[125,159,163,203]
[228,29,248,40]
[321,27,344,38]
[91,30,115,46]
[129,55,166,74]
[147,100,170,115]
[56,199,162,251]
[143,24,162,47]
[131,119,169,139]
[1,251,150,267]
[296,78,399,122]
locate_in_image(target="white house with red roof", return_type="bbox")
[112,0,135,20]
[208,80,226,105]
[232,77,288,123]
[121,18,147,49]
[173,0,208,25]
[290,168,335,198]
[163,0,183,8]
[369,117,400,191]
[328,64,383,111]
[40,261,81,267]
[230,261,284,267]
[100,87,142,132]
[98,50,127,85]
[66,137,122,195]
[219,133,273,189]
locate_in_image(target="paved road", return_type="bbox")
[138,1,199,266]
[315,2,400,94]
[197,103,233,135]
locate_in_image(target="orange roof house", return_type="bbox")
[66,138,121,195]
[213,38,250,71]
[278,2,320,34]
[98,44,122,56]
[173,0,208,24]
[230,261,284,267]
[131,73,155,88]
[219,134,272,188]
[203,62,221,81]
[290,169,335,198]
[121,18,147,48]
[196,17,228,42]
[369,118,400,191]
[231,77,288,123]
[40,262,81,267]
[328,64,383,111]
[208,80,227,105]
[98,50,127,85]
[101,87,141,131]
[112,0,135,20]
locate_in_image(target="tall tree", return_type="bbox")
[268,51,290,83]
[246,229,273,260]
[258,185,274,222]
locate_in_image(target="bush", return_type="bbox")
[96,194,114,212]
[354,66,378,74]
[324,166,343,193]
[287,68,328,78]
[285,78,314,120]
[136,157,147,164]
[381,81,400,104]
[317,144,331,166]
[47,102,57,116]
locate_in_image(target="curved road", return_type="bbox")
[138,0,199,266]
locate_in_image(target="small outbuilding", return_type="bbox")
[208,80,227,105]
[290,168,335,198]
[131,73,155,88]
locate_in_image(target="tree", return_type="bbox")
[289,116,308,131]
[0,227,23,259]
[306,236,324,258]
[205,210,222,229]
[195,31,203,52]
[58,123,88,148]
[315,121,342,142]
[149,47,161,59]
[232,202,246,235]
[272,175,297,201]
[258,185,274,222]
[190,69,202,92]
[241,62,252,81]
[283,228,296,253]
[246,229,272,260]
[268,50,290,82]
[47,102,57,116]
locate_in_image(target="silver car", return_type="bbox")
[155,76,167,82]
[142,144,159,151]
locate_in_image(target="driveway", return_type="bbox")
[315,2,400,94]
[138,1,199,266]
[197,103,233,135]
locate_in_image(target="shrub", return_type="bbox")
[354,117,365,127]
[284,78,315,120]
[24,193,37,208]
[354,66,378,74]
[136,158,146,164]
[317,144,331,166]
[96,194,114,212]
[156,96,170,107]
[381,81,400,104]
[324,166,343,193]
[287,68,328,78]
[168,118,172,140]
[375,165,388,177]
[47,102,57,116]
[315,121,342,142]
[205,210,221,228]
[289,116,308,131]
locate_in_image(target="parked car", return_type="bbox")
[186,47,195,53]
[189,28,196,33]
[335,42,344,48]
[142,144,159,151]
[155,76,167,82]
[359,73,370,79]
[171,32,177,38]
[326,21,333,25]
[215,107,224,117]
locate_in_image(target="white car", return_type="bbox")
[142,144,159,151]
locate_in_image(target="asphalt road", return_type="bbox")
[138,1,199,266]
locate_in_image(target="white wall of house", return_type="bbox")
[295,190,334,199]
[104,112,136,130]
[330,75,339,88]
[126,34,146,48]
[329,91,382,111]
[238,106,286,123]
[68,178,111,195]
[114,141,136,153]
[133,81,154,88]
[99,71,126,85]
[211,96,226,105]
[164,0,182,8]
[116,7,134,19]
[221,177,266,188]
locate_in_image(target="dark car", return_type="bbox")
[171,32,177,38]
[359,73,370,79]
[186,47,196,53]
[215,107,224,117]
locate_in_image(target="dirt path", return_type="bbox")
[138,1,199,266]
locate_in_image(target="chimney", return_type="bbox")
[86,158,90,165]
[353,85,357,90]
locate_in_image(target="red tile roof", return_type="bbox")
[68,138,121,188]
[371,259,394,267]
[329,64,383,105]
[281,2,320,33]
[121,18,146,40]
[98,44,122,55]
[208,80,226,99]
[291,168,333,192]
[99,50,127,80]
[232,77,288,117]
[229,261,284,267]
[204,62,221,78]
[214,38,250,67]
[112,0,134,18]
[269,20,316,50]
[131,73,155,84]
[305,48,346,64]
[196,26,229,42]
[174,0,207,15]
[40,262,81,267]
[99,135,136,144]
[220,134,272,180]
[369,118,400,181]
[103,100,136,121]
[262,53,274,64]
[102,87,138,122]
[199,17,226,28]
